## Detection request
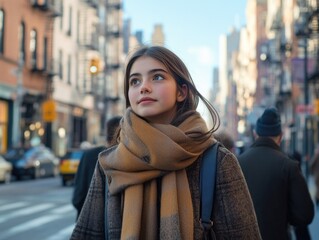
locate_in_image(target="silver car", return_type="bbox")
[0,155,12,183]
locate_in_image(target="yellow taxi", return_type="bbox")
[59,149,83,186]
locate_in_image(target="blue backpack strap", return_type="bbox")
[200,142,219,230]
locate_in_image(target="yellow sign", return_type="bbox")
[42,99,56,122]
[315,99,319,115]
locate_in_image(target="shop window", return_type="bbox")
[0,101,8,153]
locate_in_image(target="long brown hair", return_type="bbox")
[124,46,220,134]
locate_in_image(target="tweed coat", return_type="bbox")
[238,137,314,240]
[70,145,261,240]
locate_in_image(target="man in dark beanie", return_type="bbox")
[238,107,314,240]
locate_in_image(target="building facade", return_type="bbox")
[0,0,124,156]
[0,0,59,154]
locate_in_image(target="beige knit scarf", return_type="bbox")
[99,108,214,240]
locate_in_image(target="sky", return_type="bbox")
[123,0,247,98]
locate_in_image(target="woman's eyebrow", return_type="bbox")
[129,72,141,78]
[148,68,168,74]
[129,68,168,78]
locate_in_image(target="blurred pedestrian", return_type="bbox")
[288,150,312,240]
[71,45,261,239]
[289,150,302,169]
[310,143,319,207]
[238,107,314,240]
[214,129,236,154]
[72,116,121,220]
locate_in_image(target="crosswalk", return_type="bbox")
[0,199,76,240]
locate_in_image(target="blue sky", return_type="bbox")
[123,0,247,97]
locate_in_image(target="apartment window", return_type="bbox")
[18,22,25,61]
[0,10,5,54]
[67,55,71,84]
[75,54,79,89]
[58,50,63,79]
[43,37,48,70]
[67,7,72,36]
[60,3,64,30]
[30,29,37,69]
[76,11,80,43]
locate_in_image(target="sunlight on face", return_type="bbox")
[128,56,186,124]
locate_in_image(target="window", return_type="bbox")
[76,11,80,43]
[58,50,63,79]
[43,37,48,70]
[19,22,26,61]
[67,54,71,84]
[67,7,72,36]
[60,3,64,30]
[0,10,5,54]
[75,54,79,89]
[30,29,37,69]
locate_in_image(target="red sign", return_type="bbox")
[296,104,314,114]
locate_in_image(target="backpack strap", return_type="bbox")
[200,142,219,231]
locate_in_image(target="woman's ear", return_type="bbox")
[177,84,188,102]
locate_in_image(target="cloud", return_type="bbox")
[187,46,214,66]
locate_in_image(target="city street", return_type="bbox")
[0,176,318,239]
[0,177,76,240]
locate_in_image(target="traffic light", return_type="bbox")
[89,58,100,74]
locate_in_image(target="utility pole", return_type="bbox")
[13,55,24,147]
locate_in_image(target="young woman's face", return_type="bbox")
[128,56,186,124]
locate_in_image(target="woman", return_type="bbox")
[70,46,261,239]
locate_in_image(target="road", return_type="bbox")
[0,175,318,240]
[0,177,76,240]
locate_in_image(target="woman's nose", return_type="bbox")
[140,81,151,94]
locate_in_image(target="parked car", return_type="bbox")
[10,145,59,180]
[3,147,28,163]
[0,155,12,183]
[59,149,83,186]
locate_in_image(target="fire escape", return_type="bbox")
[29,0,62,148]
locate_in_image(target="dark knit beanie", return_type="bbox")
[256,107,282,137]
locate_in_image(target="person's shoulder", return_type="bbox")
[82,146,107,161]
[85,146,106,154]
[215,143,238,165]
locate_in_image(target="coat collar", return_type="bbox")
[251,137,281,151]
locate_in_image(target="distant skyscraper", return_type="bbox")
[151,24,165,46]
[212,67,220,102]
[135,31,143,45]
[123,19,131,54]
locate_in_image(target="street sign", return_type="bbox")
[42,99,56,122]
[296,104,314,114]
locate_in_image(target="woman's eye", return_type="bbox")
[129,78,140,86]
[153,74,164,81]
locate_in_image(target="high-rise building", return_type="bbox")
[151,24,165,46]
